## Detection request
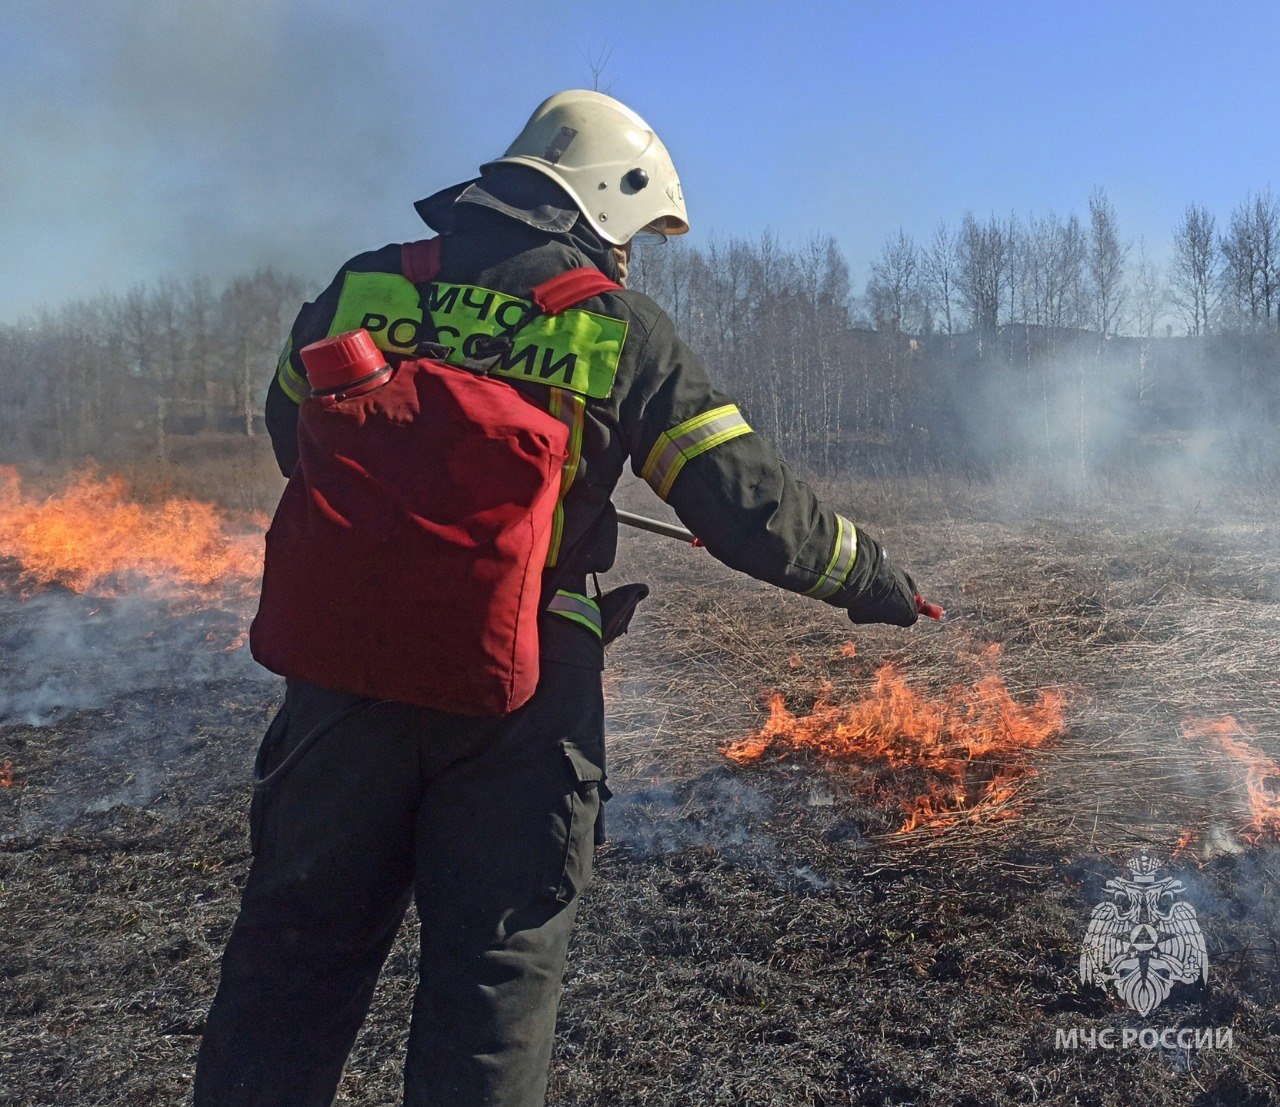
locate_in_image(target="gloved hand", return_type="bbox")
[846,529,919,627]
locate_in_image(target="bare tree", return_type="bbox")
[579,44,614,92]
[920,222,958,336]
[183,277,219,427]
[956,213,1010,340]
[1054,214,1088,331]
[220,269,304,437]
[1221,189,1280,331]
[121,285,157,382]
[1018,211,1085,331]
[1011,215,1039,325]
[1261,189,1280,329]
[865,230,920,334]
[1002,214,1026,327]
[636,231,858,470]
[1087,187,1130,336]
[800,235,852,471]
[1170,202,1218,336]
[1130,239,1165,338]
[1127,238,1164,413]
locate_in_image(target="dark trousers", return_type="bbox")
[193,661,607,1107]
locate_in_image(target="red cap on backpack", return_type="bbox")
[301,329,388,394]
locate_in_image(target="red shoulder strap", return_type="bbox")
[401,237,442,284]
[531,268,621,315]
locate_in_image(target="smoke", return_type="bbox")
[607,774,829,890]
[1,0,459,319]
[936,331,1280,515]
[609,775,773,856]
[0,586,267,728]
[0,580,274,836]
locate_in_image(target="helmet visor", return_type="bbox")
[631,221,671,248]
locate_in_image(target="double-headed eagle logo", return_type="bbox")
[1080,855,1208,1016]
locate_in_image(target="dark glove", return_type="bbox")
[598,582,650,645]
[845,529,919,627]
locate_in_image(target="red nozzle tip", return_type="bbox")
[915,595,945,621]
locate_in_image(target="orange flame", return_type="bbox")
[724,648,1066,834]
[0,467,263,599]
[1171,826,1197,858]
[0,760,12,788]
[1182,716,1280,844]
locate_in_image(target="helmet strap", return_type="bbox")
[610,245,630,289]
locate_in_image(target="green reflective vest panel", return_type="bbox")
[327,272,627,399]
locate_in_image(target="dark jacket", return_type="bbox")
[266,169,893,668]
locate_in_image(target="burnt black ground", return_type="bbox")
[4,478,1280,1106]
[4,747,1280,1107]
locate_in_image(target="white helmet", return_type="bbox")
[483,89,689,246]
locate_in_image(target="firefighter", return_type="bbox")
[194,89,921,1107]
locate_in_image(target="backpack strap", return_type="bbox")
[531,268,621,315]
[401,237,442,284]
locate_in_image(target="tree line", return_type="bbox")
[0,270,302,462]
[634,186,1279,479]
[855,187,1280,340]
[0,187,1276,481]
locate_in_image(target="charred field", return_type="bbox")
[3,467,1280,1106]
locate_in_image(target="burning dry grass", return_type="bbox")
[721,647,1066,835]
[603,473,1280,862]
[1181,717,1280,846]
[0,466,264,601]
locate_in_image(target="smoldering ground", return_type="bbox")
[5,485,1280,1104]
[0,587,264,729]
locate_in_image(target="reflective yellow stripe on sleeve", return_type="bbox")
[545,388,587,568]
[275,338,308,404]
[546,590,602,637]
[805,515,858,601]
[641,403,753,500]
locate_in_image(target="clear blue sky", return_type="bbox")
[3,0,1277,319]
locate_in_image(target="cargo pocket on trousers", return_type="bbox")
[248,707,290,859]
[552,741,611,905]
